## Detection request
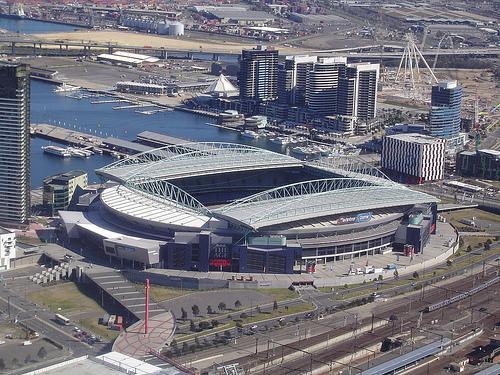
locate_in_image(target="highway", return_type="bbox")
[0,35,499,58]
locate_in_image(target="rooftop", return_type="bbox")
[44,170,87,184]
[208,10,274,21]
[386,133,444,144]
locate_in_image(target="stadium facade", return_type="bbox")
[59,143,439,274]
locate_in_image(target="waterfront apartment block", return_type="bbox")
[0,63,30,226]
[238,46,278,103]
[43,170,88,216]
[382,133,446,184]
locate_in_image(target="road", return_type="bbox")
[0,285,106,358]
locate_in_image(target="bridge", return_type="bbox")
[0,36,499,60]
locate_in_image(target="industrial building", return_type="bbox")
[381,133,446,184]
[97,51,159,67]
[456,149,500,180]
[58,143,439,274]
[43,170,88,216]
[0,227,15,270]
[0,63,31,227]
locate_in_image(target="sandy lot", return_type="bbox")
[33,30,303,54]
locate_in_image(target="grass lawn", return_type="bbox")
[254,288,299,302]
[27,282,104,316]
[148,285,193,302]
[442,208,500,228]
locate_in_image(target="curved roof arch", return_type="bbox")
[213,178,438,229]
[124,176,210,216]
[308,155,396,186]
[96,142,303,183]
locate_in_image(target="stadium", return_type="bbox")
[59,142,439,274]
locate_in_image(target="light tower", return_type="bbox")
[395,33,438,91]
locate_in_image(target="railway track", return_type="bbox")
[211,273,498,374]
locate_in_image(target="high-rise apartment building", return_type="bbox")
[429,80,462,139]
[337,63,379,121]
[0,63,30,226]
[305,57,347,117]
[238,46,278,103]
[278,55,317,106]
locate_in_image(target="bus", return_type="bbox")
[55,314,70,325]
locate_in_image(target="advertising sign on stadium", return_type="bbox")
[209,259,231,267]
[334,212,372,225]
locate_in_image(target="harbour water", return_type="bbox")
[30,80,282,187]
[0,15,82,34]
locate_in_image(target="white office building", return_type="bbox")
[381,133,445,184]
[0,227,15,270]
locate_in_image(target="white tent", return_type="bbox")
[206,74,239,97]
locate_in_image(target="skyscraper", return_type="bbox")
[305,57,347,117]
[278,55,318,106]
[429,80,462,139]
[0,63,30,226]
[337,63,379,121]
[238,46,278,103]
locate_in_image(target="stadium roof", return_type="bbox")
[96,143,438,229]
[101,184,211,229]
[212,178,438,230]
[96,142,303,183]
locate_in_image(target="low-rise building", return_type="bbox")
[456,149,500,181]
[43,170,88,216]
[0,227,15,270]
[381,133,446,184]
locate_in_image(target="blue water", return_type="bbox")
[0,16,82,34]
[30,80,281,187]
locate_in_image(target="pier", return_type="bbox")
[31,123,135,158]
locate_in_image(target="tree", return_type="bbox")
[218,302,226,311]
[11,358,19,368]
[170,339,178,352]
[273,300,278,311]
[182,342,188,354]
[224,330,232,338]
[0,358,5,370]
[413,271,419,279]
[484,242,491,251]
[207,305,213,315]
[256,305,262,314]
[189,320,196,332]
[37,347,47,360]
[192,304,200,316]
[180,307,187,320]
[234,300,242,309]
[466,245,472,252]
[211,319,219,327]
[194,336,200,347]
[240,312,248,319]
[24,354,32,364]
